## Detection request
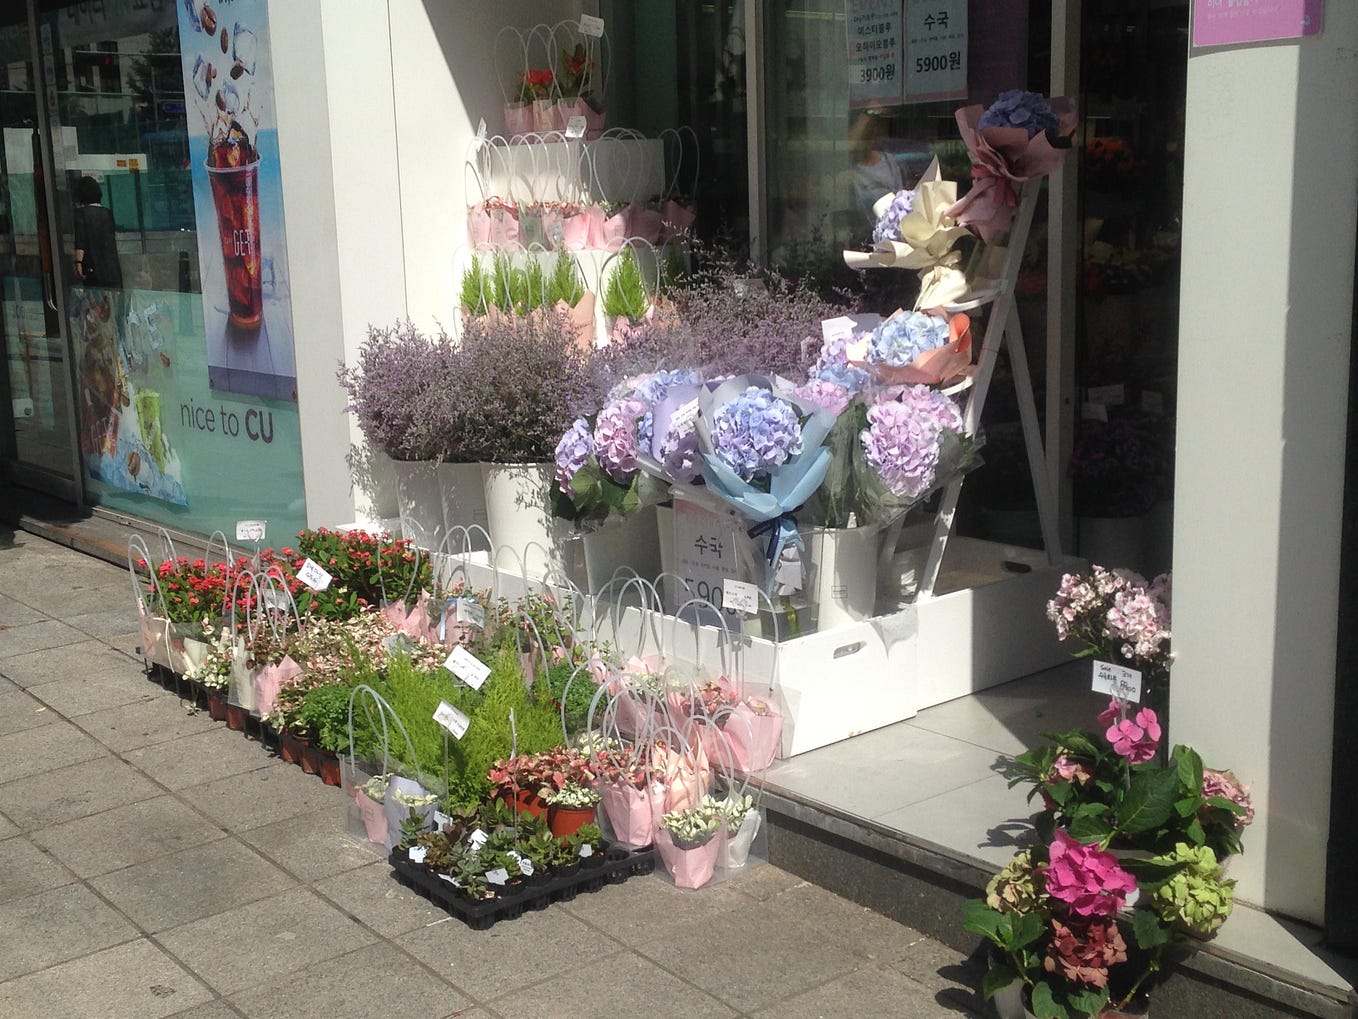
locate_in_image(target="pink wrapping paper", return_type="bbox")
[354,790,389,845]
[849,312,972,386]
[556,97,606,139]
[559,211,590,250]
[655,829,721,890]
[723,700,784,773]
[504,102,534,136]
[623,202,663,245]
[595,207,628,250]
[489,206,520,249]
[654,740,711,813]
[253,655,303,718]
[467,203,492,248]
[601,781,665,847]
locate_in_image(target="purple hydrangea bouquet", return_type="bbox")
[850,309,973,387]
[948,90,1078,244]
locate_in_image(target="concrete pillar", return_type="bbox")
[1172,9,1358,922]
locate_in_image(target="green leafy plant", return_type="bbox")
[298,682,355,753]
[602,247,651,321]
[546,251,585,306]
[460,255,490,315]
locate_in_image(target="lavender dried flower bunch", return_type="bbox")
[337,321,447,461]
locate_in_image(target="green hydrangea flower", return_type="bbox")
[1149,842,1235,935]
[986,850,1045,914]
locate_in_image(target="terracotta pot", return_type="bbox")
[299,738,321,775]
[206,690,228,722]
[548,804,597,839]
[499,787,548,821]
[225,702,248,731]
[318,749,342,787]
[279,731,304,766]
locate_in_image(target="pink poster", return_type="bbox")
[1193,0,1322,48]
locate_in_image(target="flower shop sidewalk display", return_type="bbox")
[965,689,1252,1019]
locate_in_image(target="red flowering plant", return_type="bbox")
[137,557,231,626]
[967,700,1252,1017]
[289,528,432,621]
[515,67,554,103]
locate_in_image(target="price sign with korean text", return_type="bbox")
[433,700,470,740]
[673,499,748,617]
[1091,660,1142,704]
[846,0,903,108]
[904,0,967,104]
[297,557,332,592]
[235,519,266,543]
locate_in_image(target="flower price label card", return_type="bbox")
[433,700,470,740]
[235,519,266,542]
[444,646,491,690]
[1091,660,1142,703]
[297,557,332,591]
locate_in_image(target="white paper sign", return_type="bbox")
[518,856,535,876]
[904,0,967,104]
[668,398,700,436]
[485,867,509,886]
[433,700,470,739]
[673,499,747,617]
[578,842,594,859]
[579,13,605,37]
[723,579,760,615]
[444,646,491,690]
[457,598,486,629]
[407,845,427,863]
[1087,383,1126,407]
[1081,402,1109,423]
[476,117,487,140]
[821,315,857,344]
[468,828,488,852]
[564,115,586,139]
[235,519,266,542]
[433,810,453,830]
[1091,660,1143,703]
[846,0,904,108]
[296,557,333,591]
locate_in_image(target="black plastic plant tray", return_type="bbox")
[387,842,657,930]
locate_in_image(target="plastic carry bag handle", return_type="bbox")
[493,25,530,107]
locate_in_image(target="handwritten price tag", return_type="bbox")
[579,13,605,36]
[722,579,759,615]
[445,646,491,690]
[468,828,488,851]
[296,557,332,591]
[821,316,857,344]
[433,700,470,739]
[476,117,487,140]
[457,598,486,629]
[564,115,586,139]
[235,519,266,542]
[1091,660,1142,703]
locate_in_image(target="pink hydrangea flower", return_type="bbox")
[1105,706,1161,764]
[1096,697,1122,729]
[1050,754,1092,785]
[1043,830,1137,917]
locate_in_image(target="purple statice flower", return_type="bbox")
[816,362,869,393]
[660,418,700,484]
[813,332,852,371]
[867,312,950,368]
[978,90,1059,139]
[860,385,963,498]
[593,398,646,482]
[793,379,853,415]
[872,188,917,243]
[554,417,594,489]
[710,387,804,483]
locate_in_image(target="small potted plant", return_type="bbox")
[296,681,355,786]
[570,822,606,869]
[596,744,665,849]
[656,800,724,890]
[601,246,653,341]
[353,773,390,845]
[543,781,601,838]
[709,792,760,870]
[184,624,236,721]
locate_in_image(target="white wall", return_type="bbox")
[388,0,582,333]
[1173,10,1358,922]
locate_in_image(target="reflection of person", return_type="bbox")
[73,176,122,289]
[850,111,903,227]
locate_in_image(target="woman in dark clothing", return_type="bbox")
[72,175,122,289]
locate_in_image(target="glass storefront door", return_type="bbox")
[0,3,81,500]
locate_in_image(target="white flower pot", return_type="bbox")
[656,503,678,611]
[1077,514,1150,574]
[392,459,443,552]
[580,505,663,593]
[437,462,490,550]
[717,810,761,870]
[481,462,559,578]
[805,526,879,630]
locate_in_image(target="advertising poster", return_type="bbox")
[177,0,297,401]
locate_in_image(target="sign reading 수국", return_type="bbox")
[904,0,967,104]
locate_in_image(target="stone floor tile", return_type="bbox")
[0,882,139,983]
[67,607,143,639]
[749,960,983,1018]
[105,629,146,660]
[756,878,929,965]
[235,806,381,883]
[229,942,472,1019]
[0,811,18,839]
[396,904,619,1002]
[78,694,219,752]
[491,949,736,1019]
[157,887,376,996]
[632,895,865,1014]
[0,595,46,627]
[0,637,141,688]
[0,937,213,1019]
[31,794,225,879]
[0,718,108,782]
[723,860,805,902]
[5,576,128,619]
[91,838,299,934]
[183,762,345,834]
[0,618,88,659]
[162,1002,239,1019]
[0,755,162,831]
[559,870,752,942]
[0,685,58,736]
[312,860,447,937]
[0,836,75,905]
[125,727,274,792]
[29,655,159,717]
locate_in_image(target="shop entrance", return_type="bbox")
[1,0,192,511]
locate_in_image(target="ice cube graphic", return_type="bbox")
[182,0,201,31]
[221,82,241,115]
[191,55,212,100]
[232,24,258,75]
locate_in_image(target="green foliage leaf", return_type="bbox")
[962,900,1008,943]
[1133,905,1172,949]
[1009,910,1046,950]
[1029,981,1067,1019]
[1067,987,1110,1017]
[1115,767,1181,834]
[982,964,1019,1000]
[1175,745,1204,796]
[1067,812,1115,843]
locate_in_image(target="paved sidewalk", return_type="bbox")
[0,527,986,1019]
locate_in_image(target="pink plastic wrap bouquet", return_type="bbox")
[947,90,1078,244]
[848,309,973,387]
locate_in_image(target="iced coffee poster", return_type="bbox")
[177,0,297,401]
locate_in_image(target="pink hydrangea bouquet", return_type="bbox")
[1046,565,1173,684]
